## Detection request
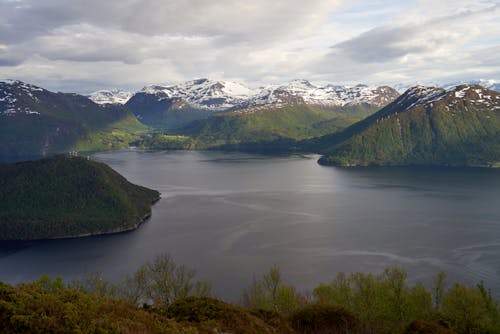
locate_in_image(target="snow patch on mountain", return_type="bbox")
[0,80,43,116]
[246,79,399,108]
[443,79,500,92]
[87,89,133,105]
[141,78,257,111]
[396,84,500,112]
[139,78,399,111]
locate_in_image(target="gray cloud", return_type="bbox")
[0,0,498,92]
[0,0,338,44]
[329,4,499,64]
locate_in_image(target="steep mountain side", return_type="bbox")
[317,85,500,167]
[0,80,147,161]
[0,155,160,240]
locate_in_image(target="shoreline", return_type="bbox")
[0,196,161,242]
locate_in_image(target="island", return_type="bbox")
[0,155,160,240]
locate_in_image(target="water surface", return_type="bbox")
[1,150,499,300]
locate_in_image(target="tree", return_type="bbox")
[433,272,446,310]
[242,265,300,316]
[313,272,352,308]
[142,253,211,306]
[442,283,491,334]
[382,267,409,324]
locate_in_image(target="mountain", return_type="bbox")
[0,155,160,240]
[394,79,500,94]
[247,79,399,110]
[0,80,147,161]
[444,79,500,92]
[87,89,133,104]
[170,80,399,149]
[179,104,350,150]
[317,84,500,167]
[141,78,256,111]
[126,78,399,131]
[126,78,257,131]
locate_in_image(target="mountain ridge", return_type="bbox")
[124,78,400,131]
[0,80,147,161]
[317,84,500,167]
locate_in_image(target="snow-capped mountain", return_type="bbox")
[318,84,500,167]
[0,79,144,159]
[136,78,399,111]
[249,79,399,108]
[395,79,500,94]
[0,79,46,116]
[396,84,500,110]
[87,89,133,105]
[141,78,256,111]
[443,79,500,92]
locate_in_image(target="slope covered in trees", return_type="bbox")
[317,85,500,167]
[0,155,160,240]
[178,104,359,149]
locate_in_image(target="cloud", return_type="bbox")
[0,0,341,43]
[314,1,500,84]
[0,0,498,91]
[329,4,498,63]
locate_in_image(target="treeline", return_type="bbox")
[243,266,500,334]
[1,254,499,334]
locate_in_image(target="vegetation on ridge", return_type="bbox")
[317,85,500,167]
[1,254,499,334]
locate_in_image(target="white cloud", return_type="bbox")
[0,0,498,91]
[315,1,500,85]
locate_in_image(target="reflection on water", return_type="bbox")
[0,150,499,300]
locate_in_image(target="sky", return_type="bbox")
[0,0,499,92]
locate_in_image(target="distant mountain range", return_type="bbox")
[92,78,399,109]
[86,78,499,107]
[121,78,400,131]
[317,84,500,167]
[1,78,499,167]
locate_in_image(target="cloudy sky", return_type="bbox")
[0,0,499,92]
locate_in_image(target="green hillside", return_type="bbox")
[317,85,500,167]
[0,81,148,161]
[0,155,160,240]
[179,104,363,149]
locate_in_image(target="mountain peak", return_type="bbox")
[87,89,133,105]
[137,79,256,111]
[288,79,316,88]
[0,79,45,92]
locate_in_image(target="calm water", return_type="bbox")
[1,150,500,300]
